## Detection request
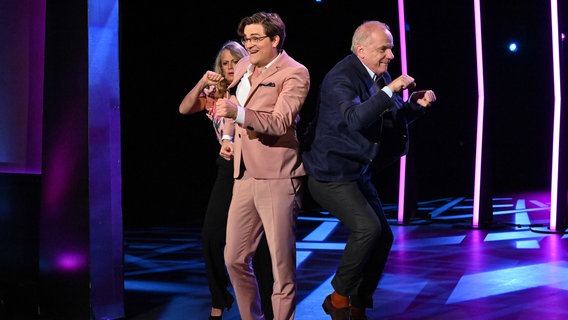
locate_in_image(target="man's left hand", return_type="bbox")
[410,90,436,107]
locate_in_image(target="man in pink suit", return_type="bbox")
[214,11,310,320]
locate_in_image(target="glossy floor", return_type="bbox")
[124,194,568,320]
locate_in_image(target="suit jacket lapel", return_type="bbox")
[245,52,287,107]
[229,51,289,108]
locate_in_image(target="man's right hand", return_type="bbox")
[388,74,416,93]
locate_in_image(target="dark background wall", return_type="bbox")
[119,0,559,227]
[482,1,555,193]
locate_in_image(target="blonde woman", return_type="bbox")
[179,40,274,320]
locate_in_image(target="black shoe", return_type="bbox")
[208,316,222,320]
[350,306,368,320]
[322,294,350,320]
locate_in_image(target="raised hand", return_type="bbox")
[388,74,416,93]
[202,70,224,86]
[410,90,437,107]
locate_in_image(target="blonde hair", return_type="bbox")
[212,41,248,92]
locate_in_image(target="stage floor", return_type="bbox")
[124,194,568,320]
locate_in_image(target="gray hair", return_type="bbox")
[351,21,390,53]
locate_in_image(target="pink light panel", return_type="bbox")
[472,0,485,228]
[472,0,563,230]
[397,0,409,224]
[549,0,562,232]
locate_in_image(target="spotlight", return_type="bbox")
[508,42,518,52]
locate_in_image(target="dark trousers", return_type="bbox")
[307,174,393,308]
[201,156,274,319]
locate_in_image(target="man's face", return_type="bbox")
[242,24,278,68]
[359,27,395,77]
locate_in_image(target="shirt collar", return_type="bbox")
[362,64,374,79]
[246,52,281,75]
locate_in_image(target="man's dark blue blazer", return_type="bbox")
[302,54,425,181]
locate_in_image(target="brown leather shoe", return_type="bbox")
[322,294,350,320]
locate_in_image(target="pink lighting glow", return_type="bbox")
[397,0,409,224]
[549,0,562,232]
[472,0,485,228]
[56,251,87,271]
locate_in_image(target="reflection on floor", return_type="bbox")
[125,194,568,320]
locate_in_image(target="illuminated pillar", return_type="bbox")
[396,0,417,224]
[472,0,495,228]
[39,0,123,318]
[548,0,567,233]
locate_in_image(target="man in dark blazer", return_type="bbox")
[215,11,310,320]
[301,20,436,320]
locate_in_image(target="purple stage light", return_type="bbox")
[56,251,88,271]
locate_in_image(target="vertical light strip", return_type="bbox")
[549,0,561,232]
[397,0,409,224]
[472,0,485,228]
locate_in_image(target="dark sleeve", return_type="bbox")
[322,71,394,132]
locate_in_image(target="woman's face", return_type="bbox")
[220,49,239,82]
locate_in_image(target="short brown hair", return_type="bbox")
[237,11,286,52]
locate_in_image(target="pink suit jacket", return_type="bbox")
[227,50,310,179]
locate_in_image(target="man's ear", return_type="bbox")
[356,45,365,59]
[272,35,280,48]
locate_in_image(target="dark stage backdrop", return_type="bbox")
[481,1,555,195]
[119,0,557,227]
